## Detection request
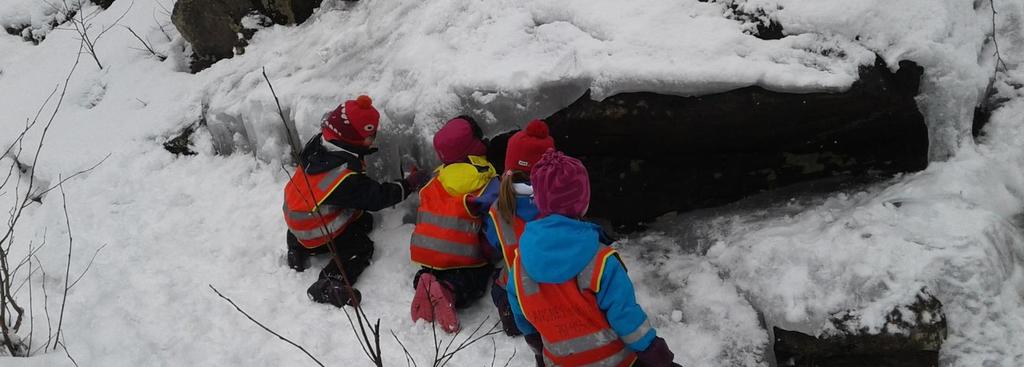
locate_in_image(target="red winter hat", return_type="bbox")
[505,119,555,173]
[322,95,381,147]
[433,116,487,164]
[531,149,590,218]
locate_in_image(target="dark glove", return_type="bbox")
[403,166,429,192]
[636,337,676,367]
[524,333,544,367]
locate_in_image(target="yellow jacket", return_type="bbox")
[436,155,497,196]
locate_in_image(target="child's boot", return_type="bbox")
[286,232,310,272]
[307,277,361,307]
[410,273,460,333]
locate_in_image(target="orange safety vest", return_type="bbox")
[488,205,526,289]
[283,164,363,249]
[410,177,488,269]
[513,246,637,367]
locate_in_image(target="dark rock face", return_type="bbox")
[93,0,115,9]
[171,0,323,72]
[545,58,928,230]
[258,0,323,24]
[172,0,254,72]
[164,124,198,156]
[774,292,946,367]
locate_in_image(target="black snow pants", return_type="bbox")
[287,213,375,284]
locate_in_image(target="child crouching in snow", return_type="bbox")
[483,119,554,336]
[409,116,497,333]
[283,95,428,308]
[509,150,681,367]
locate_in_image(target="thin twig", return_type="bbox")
[122,25,166,60]
[989,0,1008,73]
[262,67,300,161]
[52,178,73,351]
[391,329,420,367]
[57,339,79,367]
[37,256,52,352]
[67,244,107,291]
[502,346,517,367]
[28,154,110,205]
[27,240,34,354]
[208,285,325,367]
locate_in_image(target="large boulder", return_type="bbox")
[545,58,928,230]
[172,0,256,72]
[171,0,324,72]
[774,291,946,367]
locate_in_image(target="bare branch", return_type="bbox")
[122,25,166,61]
[53,178,73,351]
[28,153,110,205]
[262,67,300,161]
[57,339,79,367]
[391,329,420,367]
[990,0,1008,73]
[209,285,325,367]
[67,243,107,290]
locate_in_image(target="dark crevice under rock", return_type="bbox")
[93,0,115,9]
[700,0,785,40]
[545,58,928,230]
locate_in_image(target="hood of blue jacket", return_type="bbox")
[519,214,600,283]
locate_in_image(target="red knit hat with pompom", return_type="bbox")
[322,95,380,148]
[504,119,555,173]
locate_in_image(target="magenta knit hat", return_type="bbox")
[531,149,590,218]
[433,117,487,164]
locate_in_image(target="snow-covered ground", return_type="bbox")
[1,0,1023,366]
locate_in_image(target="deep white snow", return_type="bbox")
[1,0,1023,366]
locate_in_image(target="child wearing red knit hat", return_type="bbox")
[480,119,555,336]
[283,95,428,308]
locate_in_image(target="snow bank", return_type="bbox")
[199,0,879,165]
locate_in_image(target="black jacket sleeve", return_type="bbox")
[320,173,413,212]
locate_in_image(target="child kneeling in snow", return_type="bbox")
[409,116,497,333]
[483,119,554,336]
[509,150,681,367]
[283,95,428,308]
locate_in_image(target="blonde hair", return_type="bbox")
[497,171,530,223]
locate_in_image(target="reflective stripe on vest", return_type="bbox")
[488,205,525,289]
[410,178,487,270]
[283,164,362,248]
[512,246,637,367]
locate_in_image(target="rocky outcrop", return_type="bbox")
[171,0,254,72]
[545,58,928,230]
[774,292,946,367]
[93,0,115,9]
[258,0,324,24]
[171,0,324,72]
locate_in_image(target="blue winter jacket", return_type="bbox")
[507,214,657,352]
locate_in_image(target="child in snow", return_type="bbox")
[410,116,497,333]
[283,95,428,308]
[483,119,554,336]
[508,150,681,367]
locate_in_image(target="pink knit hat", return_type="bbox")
[433,117,487,164]
[531,149,590,218]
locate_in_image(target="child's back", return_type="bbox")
[410,116,496,333]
